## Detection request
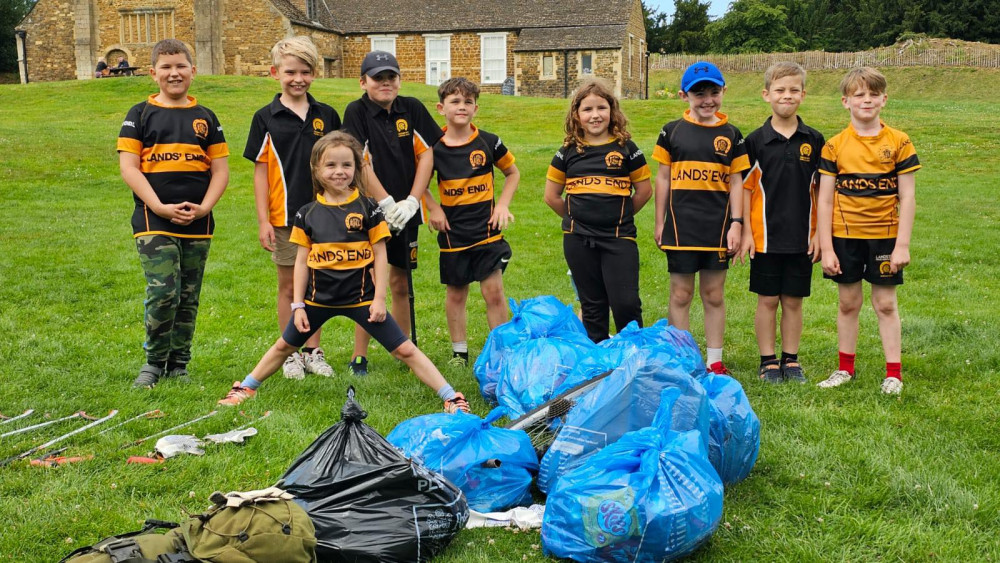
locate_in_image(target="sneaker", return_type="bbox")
[781,360,807,384]
[444,392,470,414]
[881,377,903,395]
[817,369,854,388]
[164,365,191,384]
[283,352,306,380]
[707,361,732,376]
[758,361,783,383]
[132,364,163,389]
[448,352,469,368]
[348,356,368,377]
[303,348,334,377]
[218,382,256,406]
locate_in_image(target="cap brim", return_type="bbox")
[683,77,725,91]
[363,66,400,77]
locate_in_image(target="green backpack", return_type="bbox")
[59,520,193,563]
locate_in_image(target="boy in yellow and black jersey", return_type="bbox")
[816,67,919,395]
[423,78,520,365]
[117,39,229,388]
[652,61,748,375]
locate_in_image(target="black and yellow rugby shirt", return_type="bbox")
[743,116,825,254]
[433,125,516,251]
[289,192,391,308]
[244,93,341,227]
[652,110,750,251]
[819,121,920,239]
[546,139,651,239]
[341,94,443,203]
[117,95,229,238]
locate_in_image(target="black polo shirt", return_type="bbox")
[244,93,341,227]
[742,116,825,254]
[341,93,443,203]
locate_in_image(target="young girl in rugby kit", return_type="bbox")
[218,132,469,413]
[543,79,652,342]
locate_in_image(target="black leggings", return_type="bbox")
[564,233,643,342]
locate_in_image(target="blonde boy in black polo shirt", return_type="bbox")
[740,62,825,384]
[245,37,341,379]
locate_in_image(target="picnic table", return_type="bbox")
[108,66,139,77]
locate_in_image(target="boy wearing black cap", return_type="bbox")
[652,61,750,376]
[341,51,443,375]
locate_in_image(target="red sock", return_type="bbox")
[838,352,856,375]
[886,362,901,380]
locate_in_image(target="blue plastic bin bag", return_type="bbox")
[387,407,539,512]
[541,388,724,562]
[600,320,707,380]
[495,333,596,418]
[701,373,761,485]
[537,348,711,494]
[474,296,588,404]
[558,346,630,395]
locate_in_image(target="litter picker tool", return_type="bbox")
[1,411,94,439]
[30,447,94,468]
[97,409,165,435]
[404,226,418,347]
[230,410,271,433]
[1,410,118,467]
[0,409,35,425]
[122,410,218,449]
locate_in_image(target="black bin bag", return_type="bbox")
[278,388,469,562]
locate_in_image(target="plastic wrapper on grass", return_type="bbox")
[495,333,596,418]
[701,373,761,486]
[278,389,469,562]
[387,407,539,512]
[541,388,723,562]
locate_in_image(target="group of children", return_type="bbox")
[118,36,919,414]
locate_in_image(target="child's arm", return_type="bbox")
[368,240,389,323]
[253,161,275,251]
[631,178,652,214]
[187,156,229,220]
[490,163,520,230]
[421,190,449,232]
[738,189,755,262]
[386,150,434,230]
[726,171,744,255]
[544,180,567,217]
[817,175,840,276]
[119,152,196,224]
[891,172,916,273]
[653,164,670,246]
[292,245,311,333]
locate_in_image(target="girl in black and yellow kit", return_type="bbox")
[544,80,653,342]
[218,132,469,413]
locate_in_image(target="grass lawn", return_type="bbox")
[1,67,998,561]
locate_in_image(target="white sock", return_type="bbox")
[707,347,723,366]
[452,341,468,354]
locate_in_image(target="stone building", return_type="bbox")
[15,0,648,98]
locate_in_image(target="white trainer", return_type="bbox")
[283,352,306,380]
[881,377,903,395]
[817,369,854,388]
[303,348,334,377]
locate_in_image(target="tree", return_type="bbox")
[642,1,671,54]
[664,0,711,53]
[705,0,803,53]
[1,0,36,73]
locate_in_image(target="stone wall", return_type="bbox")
[97,0,199,74]
[620,0,647,99]
[17,0,79,82]
[516,49,621,99]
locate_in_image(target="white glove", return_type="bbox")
[386,195,419,231]
[378,196,397,220]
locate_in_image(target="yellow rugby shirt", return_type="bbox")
[117,95,229,238]
[547,139,651,239]
[433,125,515,251]
[289,192,391,308]
[818,121,920,239]
[652,110,750,251]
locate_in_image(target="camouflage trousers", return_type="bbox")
[135,234,212,367]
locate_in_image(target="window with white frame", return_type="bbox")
[370,35,396,55]
[541,54,555,79]
[629,34,634,78]
[119,9,175,44]
[581,53,593,75]
[425,35,451,85]
[480,33,506,84]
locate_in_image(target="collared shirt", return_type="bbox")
[341,93,443,203]
[117,95,229,238]
[289,191,391,308]
[819,121,920,239]
[433,125,515,251]
[244,93,341,227]
[743,116,825,254]
[652,110,750,251]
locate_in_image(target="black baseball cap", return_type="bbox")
[361,51,400,77]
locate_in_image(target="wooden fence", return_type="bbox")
[650,43,1000,72]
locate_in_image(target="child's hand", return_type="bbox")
[427,206,450,232]
[489,205,514,230]
[368,300,387,323]
[158,202,196,225]
[185,202,211,220]
[808,238,821,263]
[738,232,755,264]
[889,246,910,273]
[293,309,310,332]
[653,223,664,247]
[259,222,276,251]
[821,249,841,276]
[726,223,742,255]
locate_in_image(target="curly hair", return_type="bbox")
[310,131,368,198]
[562,78,631,153]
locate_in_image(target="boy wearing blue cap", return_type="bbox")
[652,61,750,375]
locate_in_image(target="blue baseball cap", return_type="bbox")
[681,61,725,92]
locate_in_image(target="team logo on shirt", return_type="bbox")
[604,151,624,170]
[192,118,209,140]
[345,213,364,232]
[878,145,894,164]
[396,119,409,137]
[799,143,812,161]
[313,118,325,137]
[713,136,731,157]
[470,149,487,168]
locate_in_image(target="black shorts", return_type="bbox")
[386,223,418,270]
[439,239,512,286]
[282,303,408,352]
[825,237,902,286]
[750,252,813,297]
[665,249,729,274]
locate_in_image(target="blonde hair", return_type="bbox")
[764,62,806,90]
[840,67,887,96]
[563,78,631,152]
[310,132,368,198]
[271,36,319,72]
